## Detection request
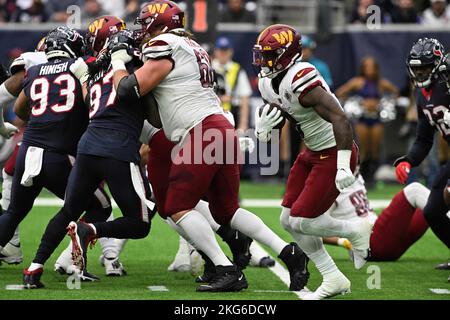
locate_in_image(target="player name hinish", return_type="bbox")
[39,62,69,76]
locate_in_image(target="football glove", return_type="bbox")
[443,109,450,127]
[239,137,255,153]
[69,57,89,84]
[0,122,18,138]
[394,156,411,184]
[254,104,283,142]
[335,150,355,191]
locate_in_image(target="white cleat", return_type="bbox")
[167,252,191,272]
[348,219,373,269]
[0,242,23,264]
[103,256,127,276]
[54,244,77,275]
[302,272,351,300]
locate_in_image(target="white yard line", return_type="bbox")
[34,197,391,209]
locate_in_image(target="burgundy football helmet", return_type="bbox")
[135,0,185,43]
[253,24,302,78]
[86,15,127,56]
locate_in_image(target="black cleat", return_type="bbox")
[435,261,450,270]
[79,269,100,282]
[196,265,248,292]
[23,268,44,289]
[258,256,276,268]
[67,221,96,272]
[195,252,216,283]
[278,242,310,291]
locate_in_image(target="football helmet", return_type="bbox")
[45,26,85,59]
[406,37,446,88]
[35,37,46,52]
[135,0,185,43]
[253,24,302,78]
[86,15,127,56]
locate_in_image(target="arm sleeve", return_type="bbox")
[406,108,435,166]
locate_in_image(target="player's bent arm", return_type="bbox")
[134,59,173,96]
[13,90,30,121]
[3,71,25,97]
[300,86,353,150]
[402,111,435,166]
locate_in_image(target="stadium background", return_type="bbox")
[0,0,449,300]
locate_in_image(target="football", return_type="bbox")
[142,92,162,129]
[259,103,286,130]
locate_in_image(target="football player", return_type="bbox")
[323,175,429,263]
[252,24,373,299]
[395,38,450,250]
[0,38,126,277]
[0,26,114,288]
[34,16,155,279]
[108,0,309,292]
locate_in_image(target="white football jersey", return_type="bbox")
[142,33,222,144]
[258,61,337,151]
[9,52,47,75]
[328,175,378,225]
[140,120,161,144]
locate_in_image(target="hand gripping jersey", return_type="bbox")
[22,58,88,155]
[258,61,337,151]
[10,52,47,75]
[328,175,378,225]
[77,60,145,163]
[142,32,222,144]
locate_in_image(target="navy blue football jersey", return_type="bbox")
[77,60,144,162]
[416,80,450,145]
[22,58,88,155]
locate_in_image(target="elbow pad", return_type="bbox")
[116,73,141,103]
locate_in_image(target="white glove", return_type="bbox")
[111,49,132,72]
[443,109,450,126]
[335,150,355,191]
[254,104,283,142]
[239,137,255,153]
[0,122,18,138]
[69,57,89,84]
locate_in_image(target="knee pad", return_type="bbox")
[280,207,291,231]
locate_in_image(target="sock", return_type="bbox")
[9,227,20,246]
[280,207,292,231]
[115,239,128,255]
[98,213,117,258]
[195,200,220,231]
[177,236,190,255]
[28,262,43,271]
[93,217,149,239]
[175,210,232,267]
[99,237,118,259]
[403,182,430,210]
[289,214,359,238]
[230,208,287,255]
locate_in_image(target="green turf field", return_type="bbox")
[0,182,449,300]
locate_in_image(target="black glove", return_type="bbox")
[108,29,136,55]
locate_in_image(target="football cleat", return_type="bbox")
[167,252,191,272]
[435,261,450,270]
[79,269,100,281]
[278,242,310,291]
[302,271,351,300]
[103,257,127,276]
[23,268,44,289]
[196,265,248,292]
[347,219,373,269]
[0,242,23,264]
[54,244,77,275]
[67,221,96,272]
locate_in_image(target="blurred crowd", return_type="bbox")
[2,0,450,25]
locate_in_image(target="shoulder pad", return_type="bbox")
[142,34,176,60]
